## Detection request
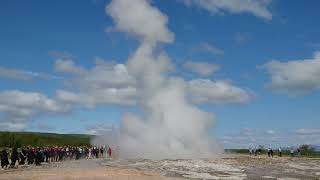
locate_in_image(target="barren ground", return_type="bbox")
[0,154,319,180]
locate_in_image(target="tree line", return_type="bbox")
[0,132,92,148]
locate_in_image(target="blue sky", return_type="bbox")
[1,0,320,148]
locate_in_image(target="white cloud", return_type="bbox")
[0,122,27,132]
[0,90,65,131]
[296,128,320,135]
[187,79,252,104]
[56,87,137,107]
[55,59,137,107]
[80,61,136,88]
[0,66,36,81]
[55,59,86,75]
[266,130,276,134]
[262,51,320,95]
[0,66,62,81]
[56,58,136,88]
[183,61,220,76]
[48,50,74,59]
[196,42,224,55]
[86,123,115,135]
[180,0,273,20]
[106,0,174,43]
[0,90,63,113]
[55,58,251,107]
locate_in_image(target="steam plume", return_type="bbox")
[93,0,222,159]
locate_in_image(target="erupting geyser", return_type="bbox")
[93,0,222,159]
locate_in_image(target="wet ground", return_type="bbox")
[0,154,319,179]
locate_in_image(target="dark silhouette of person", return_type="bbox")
[297,148,301,156]
[35,148,42,165]
[108,147,112,157]
[19,150,26,165]
[27,148,35,164]
[10,147,18,168]
[100,147,104,158]
[1,148,9,169]
[75,148,80,160]
[95,148,99,158]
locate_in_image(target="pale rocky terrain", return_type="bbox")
[0,154,319,180]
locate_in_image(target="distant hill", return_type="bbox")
[0,131,93,148]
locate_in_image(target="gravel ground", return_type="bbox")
[103,154,320,180]
[0,158,181,180]
[0,154,319,180]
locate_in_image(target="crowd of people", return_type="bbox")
[248,147,302,157]
[1,146,112,170]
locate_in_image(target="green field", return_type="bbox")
[0,131,93,148]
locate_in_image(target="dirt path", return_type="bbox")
[0,158,181,180]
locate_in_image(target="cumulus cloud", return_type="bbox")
[55,59,86,75]
[262,51,320,95]
[180,0,273,20]
[183,61,220,76]
[55,58,250,108]
[0,90,65,131]
[188,79,252,104]
[56,87,137,107]
[55,59,137,107]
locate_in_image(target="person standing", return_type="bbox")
[1,148,9,169]
[297,148,301,156]
[290,148,294,157]
[18,150,26,165]
[88,148,92,158]
[100,146,104,158]
[95,147,99,158]
[278,147,282,157]
[10,147,18,168]
[107,147,112,158]
[35,148,42,165]
[27,148,34,165]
